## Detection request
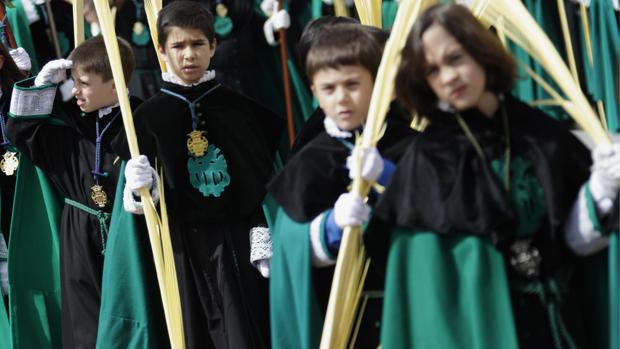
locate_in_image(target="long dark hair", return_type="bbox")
[0,44,27,95]
[395,4,516,116]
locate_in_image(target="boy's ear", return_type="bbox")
[210,38,217,57]
[157,43,167,60]
[310,83,316,96]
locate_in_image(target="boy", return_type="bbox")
[122,1,282,348]
[7,35,139,348]
[266,24,417,349]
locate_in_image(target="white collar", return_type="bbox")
[323,116,352,139]
[98,102,120,118]
[161,70,216,87]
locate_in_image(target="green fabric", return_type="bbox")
[609,233,618,349]
[96,162,168,349]
[509,1,568,121]
[270,207,322,349]
[381,0,398,29]
[381,229,519,349]
[579,0,619,133]
[6,0,40,73]
[7,155,62,349]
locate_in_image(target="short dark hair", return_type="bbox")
[298,16,359,74]
[69,35,135,82]
[395,4,516,115]
[157,1,215,48]
[306,24,382,82]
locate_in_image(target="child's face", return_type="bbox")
[422,24,491,113]
[311,65,373,131]
[159,26,216,85]
[71,67,117,113]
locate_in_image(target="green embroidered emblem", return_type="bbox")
[491,156,545,237]
[214,16,233,36]
[131,22,151,46]
[187,144,230,197]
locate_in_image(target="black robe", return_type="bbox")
[267,111,417,348]
[367,95,604,348]
[8,94,141,349]
[115,78,283,349]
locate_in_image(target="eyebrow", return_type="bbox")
[170,39,206,45]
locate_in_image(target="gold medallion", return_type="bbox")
[0,151,19,176]
[133,21,145,35]
[216,3,228,17]
[187,130,209,157]
[91,184,108,208]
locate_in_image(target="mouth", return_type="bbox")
[182,65,199,73]
[338,110,354,119]
[76,99,85,107]
[449,85,466,98]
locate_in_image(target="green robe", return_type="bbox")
[95,162,168,349]
[270,206,322,349]
[4,155,62,349]
[6,1,40,73]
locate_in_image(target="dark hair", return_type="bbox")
[395,4,516,115]
[306,24,382,82]
[298,16,359,74]
[157,1,215,48]
[69,35,135,82]
[0,44,27,95]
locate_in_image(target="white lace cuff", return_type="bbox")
[250,226,272,265]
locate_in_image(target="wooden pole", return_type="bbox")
[277,0,295,147]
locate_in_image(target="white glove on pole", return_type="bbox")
[589,143,620,213]
[34,59,73,86]
[260,0,276,16]
[272,10,290,31]
[346,147,384,182]
[334,192,370,229]
[125,155,155,195]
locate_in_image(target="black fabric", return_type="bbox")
[115,79,283,223]
[269,110,418,223]
[8,94,142,349]
[0,94,15,243]
[115,79,282,348]
[289,107,325,157]
[368,95,591,263]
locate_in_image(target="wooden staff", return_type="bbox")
[277,0,295,147]
[73,0,85,48]
[43,0,62,57]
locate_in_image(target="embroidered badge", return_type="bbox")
[214,3,233,36]
[187,130,209,157]
[91,184,108,208]
[0,151,19,176]
[187,144,230,197]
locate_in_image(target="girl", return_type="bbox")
[366,4,619,349]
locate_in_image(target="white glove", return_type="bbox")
[334,192,370,228]
[9,47,32,71]
[0,261,7,296]
[260,0,276,16]
[346,147,384,182]
[263,9,290,46]
[590,143,620,212]
[125,155,155,194]
[250,226,272,278]
[34,59,72,86]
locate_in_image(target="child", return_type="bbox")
[121,1,282,347]
[367,4,619,348]
[267,24,417,349]
[7,35,139,348]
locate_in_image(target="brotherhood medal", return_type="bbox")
[91,184,108,208]
[0,151,18,176]
[187,130,209,157]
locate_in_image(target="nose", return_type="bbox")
[183,46,196,61]
[439,66,458,85]
[72,86,80,96]
[335,86,350,104]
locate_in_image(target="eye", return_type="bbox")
[446,52,463,64]
[345,81,359,89]
[425,66,438,77]
[321,85,335,93]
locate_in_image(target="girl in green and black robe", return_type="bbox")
[365,4,619,349]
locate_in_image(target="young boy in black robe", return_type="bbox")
[267,24,418,349]
[7,35,139,348]
[121,1,282,348]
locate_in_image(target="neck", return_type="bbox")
[477,91,499,118]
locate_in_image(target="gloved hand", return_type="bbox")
[125,155,155,195]
[260,0,276,16]
[9,47,32,72]
[250,227,272,278]
[589,143,620,212]
[333,192,370,229]
[263,9,290,46]
[34,59,72,86]
[346,147,384,183]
